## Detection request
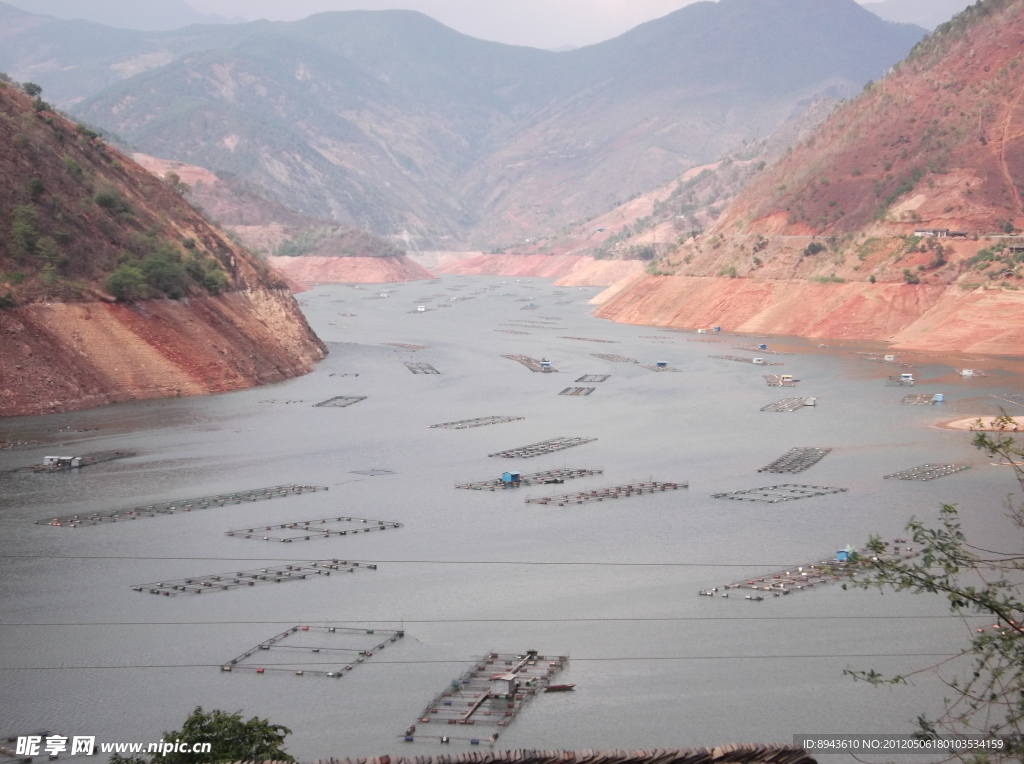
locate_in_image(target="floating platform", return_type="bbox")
[559,337,619,344]
[902,394,934,405]
[559,387,595,396]
[686,338,723,343]
[520,304,540,311]
[222,625,404,677]
[314,396,367,408]
[700,539,920,599]
[489,437,597,459]
[495,330,530,335]
[511,320,561,326]
[761,397,808,412]
[758,448,831,474]
[884,464,969,481]
[734,346,792,355]
[641,364,680,372]
[456,468,603,491]
[992,393,1024,406]
[131,559,376,596]
[886,376,915,387]
[406,363,440,375]
[429,416,525,430]
[225,516,402,542]
[764,375,797,387]
[711,484,848,503]
[408,652,567,737]
[14,450,134,473]
[576,375,610,383]
[592,354,638,364]
[385,343,429,350]
[0,440,39,450]
[526,481,686,505]
[37,484,327,527]
[350,469,395,476]
[711,355,784,366]
[503,355,558,373]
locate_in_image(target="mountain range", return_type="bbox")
[0,0,926,246]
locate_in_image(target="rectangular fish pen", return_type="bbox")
[314,396,368,408]
[38,484,328,527]
[221,625,404,677]
[758,448,831,474]
[489,437,597,459]
[576,375,610,383]
[884,464,969,481]
[502,355,558,373]
[711,355,784,366]
[406,363,440,374]
[701,539,920,599]
[456,468,603,491]
[733,346,792,355]
[131,559,376,597]
[429,416,524,430]
[407,652,568,740]
[764,375,797,387]
[559,337,619,344]
[526,481,686,505]
[591,354,638,363]
[225,516,402,542]
[384,343,429,350]
[761,398,807,412]
[641,364,680,372]
[712,484,847,503]
[15,450,134,474]
[559,387,595,396]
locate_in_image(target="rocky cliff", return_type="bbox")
[0,81,325,416]
[595,0,1024,354]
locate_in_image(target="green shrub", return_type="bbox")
[10,205,37,255]
[63,156,83,178]
[202,267,229,292]
[105,264,147,300]
[141,249,186,298]
[94,190,132,216]
[803,241,826,256]
[0,292,15,309]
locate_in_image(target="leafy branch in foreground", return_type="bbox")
[848,413,1024,760]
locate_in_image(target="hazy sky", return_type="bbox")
[185,0,711,49]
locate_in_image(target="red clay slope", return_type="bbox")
[268,255,435,284]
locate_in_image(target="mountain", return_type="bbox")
[0,80,325,416]
[861,0,974,29]
[0,0,926,246]
[4,0,244,30]
[592,0,1024,355]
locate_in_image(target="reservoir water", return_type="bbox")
[2,276,1022,757]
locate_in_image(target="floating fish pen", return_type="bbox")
[520,305,540,311]
[0,440,39,450]
[456,468,603,491]
[514,298,536,302]
[350,469,395,476]
[408,652,568,737]
[131,559,376,596]
[902,394,934,405]
[641,364,680,372]
[225,516,402,542]
[222,625,404,677]
[489,437,597,459]
[314,396,367,408]
[385,343,430,350]
[429,416,525,430]
[15,450,134,474]
[884,464,969,481]
[761,398,808,412]
[862,356,917,368]
[886,376,915,387]
[592,354,638,364]
[992,393,1024,406]
[510,319,561,326]
[409,307,435,313]
[555,300,574,305]
[406,363,441,375]
[711,355,784,366]
[576,375,610,383]
[758,448,831,474]
[37,484,327,527]
[495,330,530,335]
[734,346,792,355]
[503,355,558,373]
[686,338,723,343]
[337,313,357,317]
[559,337,619,344]
[559,387,595,396]
[539,316,562,321]
[764,375,797,387]
[700,540,920,599]
[526,481,685,505]
[711,484,848,503]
